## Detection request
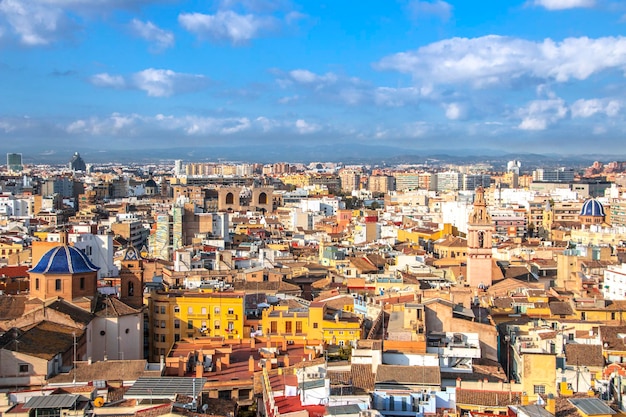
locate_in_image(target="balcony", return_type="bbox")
[188,313,210,319]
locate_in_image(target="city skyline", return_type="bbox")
[2,0,626,157]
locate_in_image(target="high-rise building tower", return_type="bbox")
[69,152,86,172]
[466,187,495,288]
[7,153,23,172]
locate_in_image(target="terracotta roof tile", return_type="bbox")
[456,388,522,407]
[565,344,605,368]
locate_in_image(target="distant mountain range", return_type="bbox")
[10,143,626,169]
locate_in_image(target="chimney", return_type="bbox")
[546,394,556,415]
[215,358,222,372]
[282,338,287,351]
[266,337,272,348]
[222,353,230,366]
[196,363,203,378]
[284,354,290,367]
[178,357,185,377]
[249,355,255,373]
[521,392,529,405]
[198,350,204,364]
[250,337,256,348]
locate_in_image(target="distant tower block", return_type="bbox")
[466,186,495,288]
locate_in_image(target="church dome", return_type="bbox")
[580,199,605,217]
[29,246,100,274]
[145,178,158,188]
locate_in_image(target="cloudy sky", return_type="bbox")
[2,0,626,157]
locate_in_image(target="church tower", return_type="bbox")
[466,187,495,288]
[118,246,144,309]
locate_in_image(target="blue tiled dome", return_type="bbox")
[580,199,605,217]
[29,246,99,274]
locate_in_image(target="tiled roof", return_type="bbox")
[45,299,94,325]
[0,295,27,325]
[600,325,626,350]
[351,363,376,392]
[565,344,605,368]
[375,364,440,386]
[549,301,574,316]
[0,321,81,360]
[456,388,522,406]
[94,296,142,317]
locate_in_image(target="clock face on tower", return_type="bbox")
[124,247,139,260]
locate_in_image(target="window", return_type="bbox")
[55,279,61,291]
[296,321,302,333]
[174,319,180,329]
[188,306,193,314]
[339,340,344,347]
[35,278,39,291]
[154,333,159,341]
[174,305,180,313]
[228,308,234,315]
[533,385,546,394]
[160,335,166,342]
[270,321,277,333]
[285,321,292,333]
[214,307,221,315]
[581,312,586,320]
[80,277,85,290]
[612,312,616,320]
[160,306,166,314]
[19,364,28,373]
[313,323,318,329]
[201,307,207,315]
[160,320,166,328]
[227,322,234,331]
[128,282,134,296]
[214,320,221,330]
[568,333,574,341]
[174,334,181,342]
[187,320,193,329]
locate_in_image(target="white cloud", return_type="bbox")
[90,73,126,89]
[532,0,595,10]
[374,87,422,107]
[407,0,452,21]
[178,10,275,43]
[0,0,70,45]
[571,98,621,118]
[288,69,338,85]
[0,0,166,46]
[517,98,568,130]
[444,102,467,120]
[376,35,626,88]
[90,69,208,97]
[295,119,320,134]
[129,19,174,51]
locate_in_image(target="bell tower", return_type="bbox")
[466,187,495,288]
[119,246,144,309]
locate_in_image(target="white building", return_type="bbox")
[603,263,626,300]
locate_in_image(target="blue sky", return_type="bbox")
[2,0,626,158]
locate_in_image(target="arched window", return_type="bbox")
[226,192,234,204]
[478,231,485,248]
[128,281,134,296]
[258,192,267,205]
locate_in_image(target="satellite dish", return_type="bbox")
[94,397,104,407]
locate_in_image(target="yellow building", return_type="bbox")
[520,353,557,403]
[397,223,455,245]
[261,301,362,347]
[0,240,25,259]
[148,289,245,362]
